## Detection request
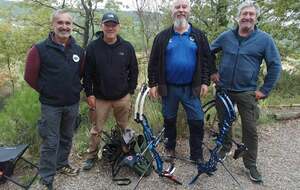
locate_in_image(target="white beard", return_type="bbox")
[174,17,188,28]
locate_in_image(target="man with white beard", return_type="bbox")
[148,0,212,164]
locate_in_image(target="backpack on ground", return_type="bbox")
[101,128,153,185]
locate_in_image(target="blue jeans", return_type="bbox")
[38,103,79,184]
[162,85,204,159]
[162,85,203,120]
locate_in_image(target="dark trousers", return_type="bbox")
[216,91,259,168]
[38,103,79,184]
[162,85,204,160]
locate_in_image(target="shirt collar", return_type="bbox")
[173,24,191,36]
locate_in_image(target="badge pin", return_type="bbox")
[73,54,80,63]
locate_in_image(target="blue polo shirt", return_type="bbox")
[165,26,198,85]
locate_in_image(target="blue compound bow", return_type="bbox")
[189,89,247,189]
[133,84,182,189]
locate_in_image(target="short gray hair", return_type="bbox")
[237,1,260,18]
[51,9,72,23]
[171,0,191,10]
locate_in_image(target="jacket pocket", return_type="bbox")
[235,66,254,87]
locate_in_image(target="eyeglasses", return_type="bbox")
[103,22,118,28]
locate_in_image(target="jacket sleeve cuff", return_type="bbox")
[259,87,269,97]
[85,91,93,97]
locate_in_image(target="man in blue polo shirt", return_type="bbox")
[148,0,212,164]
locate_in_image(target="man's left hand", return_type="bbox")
[255,90,266,100]
[200,84,208,97]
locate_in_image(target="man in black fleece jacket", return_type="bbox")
[148,0,212,164]
[82,12,138,170]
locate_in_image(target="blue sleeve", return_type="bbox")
[210,33,224,54]
[210,33,225,74]
[260,36,282,96]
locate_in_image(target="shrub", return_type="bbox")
[0,84,40,157]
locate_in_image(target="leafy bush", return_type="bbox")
[264,70,300,105]
[0,84,40,157]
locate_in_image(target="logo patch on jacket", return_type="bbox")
[189,36,195,42]
[73,54,80,63]
[119,52,125,56]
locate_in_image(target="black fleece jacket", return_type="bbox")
[83,32,138,100]
[148,24,212,96]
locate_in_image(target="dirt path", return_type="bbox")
[2,119,300,190]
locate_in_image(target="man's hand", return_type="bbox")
[210,73,220,84]
[200,84,208,97]
[87,95,96,110]
[149,86,159,98]
[255,90,266,100]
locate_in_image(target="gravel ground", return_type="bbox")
[2,119,300,190]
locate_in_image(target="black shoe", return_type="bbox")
[192,157,214,176]
[190,157,204,165]
[249,166,263,183]
[82,158,96,171]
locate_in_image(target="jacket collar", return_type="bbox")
[95,31,123,47]
[45,32,76,50]
[232,25,258,39]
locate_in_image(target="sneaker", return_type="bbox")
[82,158,96,171]
[218,149,229,162]
[39,179,53,190]
[164,149,175,163]
[249,166,263,183]
[57,165,79,176]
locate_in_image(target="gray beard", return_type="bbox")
[174,17,188,28]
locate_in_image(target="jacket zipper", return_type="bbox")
[230,41,240,90]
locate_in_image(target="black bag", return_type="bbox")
[101,129,153,185]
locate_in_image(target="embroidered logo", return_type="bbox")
[73,54,80,63]
[119,52,125,56]
[107,14,114,18]
[189,36,195,42]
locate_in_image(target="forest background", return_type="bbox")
[0,0,299,159]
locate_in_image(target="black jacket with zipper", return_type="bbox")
[148,24,212,96]
[83,32,138,100]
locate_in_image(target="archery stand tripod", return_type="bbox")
[0,144,39,189]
